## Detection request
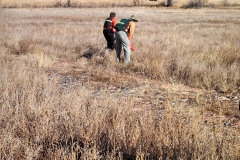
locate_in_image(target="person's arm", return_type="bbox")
[128,21,135,41]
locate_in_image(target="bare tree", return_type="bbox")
[133,0,140,6]
[167,0,174,7]
[55,0,62,7]
[222,0,228,6]
[67,0,71,7]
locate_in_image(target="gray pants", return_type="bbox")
[115,31,131,63]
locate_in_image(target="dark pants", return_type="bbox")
[103,29,115,50]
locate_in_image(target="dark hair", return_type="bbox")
[110,12,116,17]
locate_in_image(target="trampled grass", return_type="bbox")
[0,7,239,159]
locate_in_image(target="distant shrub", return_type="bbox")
[52,1,129,8]
[221,0,229,6]
[182,0,208,9]
[53,1,62,7]
[208,3,216,8]
[232,2,240,6]
[158,1,166,7]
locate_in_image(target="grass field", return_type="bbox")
[0,7,240,159]
[1,0,240,8]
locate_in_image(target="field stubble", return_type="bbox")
[0,7,240,159]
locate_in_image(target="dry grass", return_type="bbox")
[1,0,240,8]
[0,7,240,159]
[1,0,131,8]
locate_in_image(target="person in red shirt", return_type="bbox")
[103,12,117,50]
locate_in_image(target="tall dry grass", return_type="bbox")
[1,0,132,8]
[0,8,240,159]
[1,0,240,8]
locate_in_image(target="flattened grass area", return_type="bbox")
[0,8,240,159]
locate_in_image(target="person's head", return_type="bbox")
[130,15,138,22]
[110,12,116,18]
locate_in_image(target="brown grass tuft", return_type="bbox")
[18,39,32,54]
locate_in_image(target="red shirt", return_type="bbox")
[111,17,117,29]
[103,17,117,30]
